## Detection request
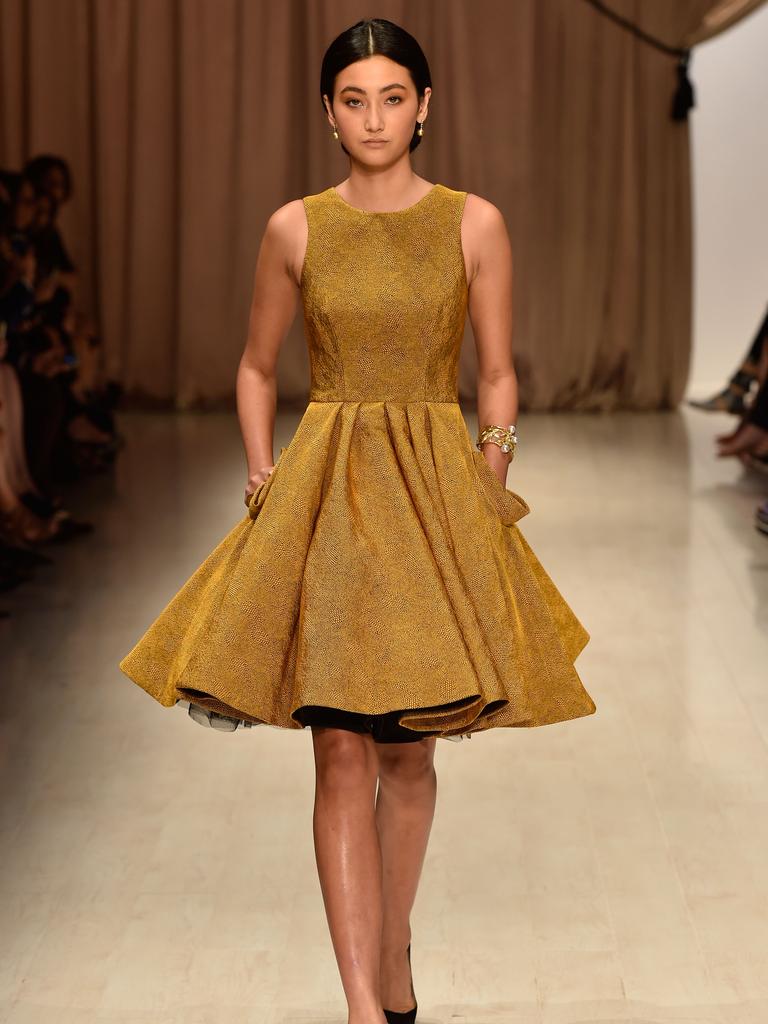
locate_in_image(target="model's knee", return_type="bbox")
[312,727,377,791]
[377,742,436,786]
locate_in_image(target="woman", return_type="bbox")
[120,18,596,1024]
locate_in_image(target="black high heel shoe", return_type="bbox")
[383,942,417,1024]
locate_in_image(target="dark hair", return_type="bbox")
[0,170,26,204]
[320,18,431,155]
[0,170,31,235]
[22,154,72,202]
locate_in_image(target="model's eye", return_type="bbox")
[344,96,403,108]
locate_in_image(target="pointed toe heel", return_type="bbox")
[383,1009,417,1024]
[383,942,417,1024]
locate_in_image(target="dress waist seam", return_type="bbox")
[307,397,460,405]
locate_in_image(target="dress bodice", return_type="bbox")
[300,183,469,403]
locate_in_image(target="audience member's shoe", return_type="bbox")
[19,490,62,519]
[46,511,95,543]
[0,505,58,544]
[67,413,115,446]
[0,539,53,568]
[688,385,750,415]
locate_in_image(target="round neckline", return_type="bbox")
[328,183,441,215]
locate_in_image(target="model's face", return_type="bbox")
[325,55,430,162]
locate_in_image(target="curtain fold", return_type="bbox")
[1,0,765,410]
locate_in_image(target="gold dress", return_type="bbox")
[118,183,596,742]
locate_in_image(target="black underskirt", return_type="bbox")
[293,705,438,743]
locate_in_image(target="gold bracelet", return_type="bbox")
[476,423,517,456]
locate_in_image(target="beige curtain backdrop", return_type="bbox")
[0,0,764,411]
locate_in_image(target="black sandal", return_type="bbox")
[687,384,751,415]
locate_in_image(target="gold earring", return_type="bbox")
[331,124,339,140]
[417,121,425,137]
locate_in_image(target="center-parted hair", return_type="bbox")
[320,18,432,154]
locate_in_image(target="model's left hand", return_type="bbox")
[244,465,275,507]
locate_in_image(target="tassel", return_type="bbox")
[671,49,695,121]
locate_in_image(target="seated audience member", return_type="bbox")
[685,297,768,537]
[1,154,129,611]
[1,167,122,487]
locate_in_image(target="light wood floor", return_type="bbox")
[1,405,767,1024]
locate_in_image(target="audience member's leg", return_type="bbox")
[717,377,768,458]
[747,378,768,432]
[19,371,67,494]
[691,302,768,413]
[0,364,40,495]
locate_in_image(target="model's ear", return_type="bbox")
[418,86,432,121]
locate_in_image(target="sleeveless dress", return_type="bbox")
[118,183,596,742]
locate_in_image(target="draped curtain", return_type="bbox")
[0,0,764,410]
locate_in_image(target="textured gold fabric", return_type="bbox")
[118,183,596,740]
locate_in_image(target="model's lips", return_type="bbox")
[363,140,388,145]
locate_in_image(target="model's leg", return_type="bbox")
[375,736,438,1012]
[310,725,386,1024]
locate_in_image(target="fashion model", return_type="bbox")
[119,17,596,1024]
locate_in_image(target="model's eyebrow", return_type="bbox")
[339,83,408,96]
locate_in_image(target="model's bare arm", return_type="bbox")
[463,195,518,485]
[236,200,306,496]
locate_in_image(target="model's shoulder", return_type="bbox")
[456,192,510,285]
[461,191,505,228]
[267,189,335,230]
[460,193,510,261]
[264,197,307,233]
[258,199,309,263]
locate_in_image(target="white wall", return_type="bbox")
[688,3,768,395]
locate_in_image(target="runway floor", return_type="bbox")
[1,404,767,1023]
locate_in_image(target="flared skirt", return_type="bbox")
[118,401,595,741]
